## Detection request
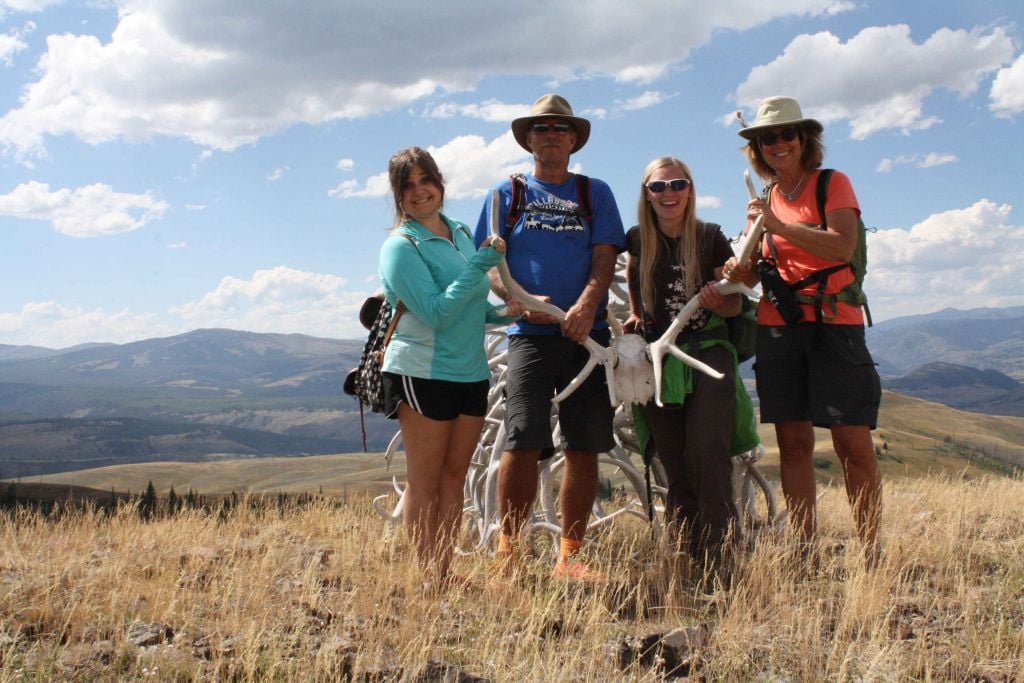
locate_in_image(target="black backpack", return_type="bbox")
[342,233,419,450]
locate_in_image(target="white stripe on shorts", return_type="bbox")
[401,374,422,414]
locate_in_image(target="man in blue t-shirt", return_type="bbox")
[474,93,626,580]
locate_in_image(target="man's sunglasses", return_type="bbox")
[531,123,573,135]
[758,126,800,147]
[646,178,691,193]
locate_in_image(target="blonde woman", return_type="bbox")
[624,156,744,575]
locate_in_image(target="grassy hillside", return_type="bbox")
[25,391,1023,497]
[1,477,1022,680]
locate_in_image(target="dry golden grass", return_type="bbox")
[0,475,1019,683]
[2,475,1023,681]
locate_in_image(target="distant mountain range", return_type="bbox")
[0,329,395,477]
[884,362,1024,417]
[867,305,1024,380]
[1,305,1022,477]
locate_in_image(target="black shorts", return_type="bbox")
[503,331,615,458]
[382,372,489,421]
[754,324,880,428]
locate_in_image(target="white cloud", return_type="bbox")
[0,301,174,348]
[0,265,377,346]
[619,91,668,111]
[266,166,288,181]
[427,132,532,200]
[167,241,187,250]
[336,157,354,170]
[0,0,849,157]
[918,152,957,168]
[169,265,368,339]
[0,181,168,237]
[0,28,27,65]
[584,91,672,119]
[0,1,57,18]
[734,25,1016,139]
[330,131,532,201]
[867,200,1024,319]
[423,99,531,123]
[875,152,958,173]
[184,203,205,211]
[697,195,722,209]
[990,53,1024,118]
[327,174,392,199]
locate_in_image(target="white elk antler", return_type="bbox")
[648,172,763,406]
[488,190,618,406]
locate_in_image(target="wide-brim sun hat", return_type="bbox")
[738,96,823,141]
[511,93,591,154]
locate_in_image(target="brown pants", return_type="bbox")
[644,345,736,564]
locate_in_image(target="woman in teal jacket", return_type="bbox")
[378,147,519,588]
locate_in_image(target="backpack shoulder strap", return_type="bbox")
[814,168,834,227]
[505,173,527,236]
[698,221,721,282]
[575,174,593,222]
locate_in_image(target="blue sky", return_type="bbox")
[0,0,1021,348]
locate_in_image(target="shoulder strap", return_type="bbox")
[814,168,834,227]
[575,174,593,222]
[698,221,721,283]
[384,232,420,340]
[505,173,527,236]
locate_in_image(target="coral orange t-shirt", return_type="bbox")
[756,169,864,326]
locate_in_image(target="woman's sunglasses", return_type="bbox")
[645,178,691,193]
[758,126,800,147]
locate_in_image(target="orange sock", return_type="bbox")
[559,537,582,562]
[497,532,515,556]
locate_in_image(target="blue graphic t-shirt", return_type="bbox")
[474,174,626,336]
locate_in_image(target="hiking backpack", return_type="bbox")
[765,168,873,326]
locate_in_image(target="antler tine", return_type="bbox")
[488,189,617,406]
[648,297,725,407]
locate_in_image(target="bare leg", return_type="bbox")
[433,414,484,579]
[497,448,541,543]
[560,450,597,542]
[775,420,817,543]
[831,424,882,554]
[398,404,453,572]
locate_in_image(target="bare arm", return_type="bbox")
[622,253,644,334]
[563,243,617,343]
[754,200,859,262]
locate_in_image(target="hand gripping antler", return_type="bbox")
[488,190,618,406]
[648,172,763,406]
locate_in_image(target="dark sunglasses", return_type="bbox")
[758,126,800,146]
[531,123,573,135]
[645,178,691,193]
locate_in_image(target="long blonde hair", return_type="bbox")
[634,157,700,315]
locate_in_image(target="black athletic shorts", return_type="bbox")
[382,372,489,421]
[503,330,615,458]
[754,323,880,428]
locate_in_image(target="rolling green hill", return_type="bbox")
[23,391,1024,497]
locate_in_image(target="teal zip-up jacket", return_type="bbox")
[379,215,509,382]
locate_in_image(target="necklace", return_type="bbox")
[778,171,807,201]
